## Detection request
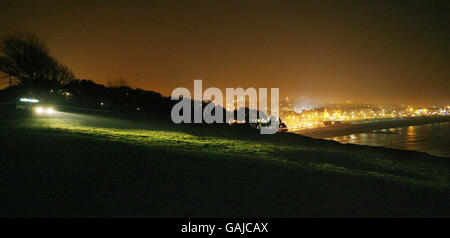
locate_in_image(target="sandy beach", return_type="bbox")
[294,116,450,138]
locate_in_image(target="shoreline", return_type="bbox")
[293,116,450,138]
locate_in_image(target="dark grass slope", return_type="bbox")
[0,114,449,217]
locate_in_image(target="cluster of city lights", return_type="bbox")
[280,102,450,130]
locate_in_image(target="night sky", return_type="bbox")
[1,0,448,105]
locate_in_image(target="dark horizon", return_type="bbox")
[1,0,449,105]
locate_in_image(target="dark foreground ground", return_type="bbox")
[0,113,449,217]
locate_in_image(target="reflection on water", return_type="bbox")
[327,122,450,157]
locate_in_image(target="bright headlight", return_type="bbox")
[35,107,44,114]
[47,107,54,114]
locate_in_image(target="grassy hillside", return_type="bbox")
[0,113,449,217]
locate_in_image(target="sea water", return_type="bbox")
[327,122,450,157]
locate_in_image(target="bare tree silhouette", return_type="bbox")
[0,32,74,89]
[107,77,132,88]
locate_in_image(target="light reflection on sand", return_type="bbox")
[327,122,450,157]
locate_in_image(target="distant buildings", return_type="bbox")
[279,100,449,130]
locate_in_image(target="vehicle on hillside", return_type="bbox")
[16,98,55,115]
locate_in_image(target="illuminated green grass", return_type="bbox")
[1,115,449,217]
[14,117,450,189]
